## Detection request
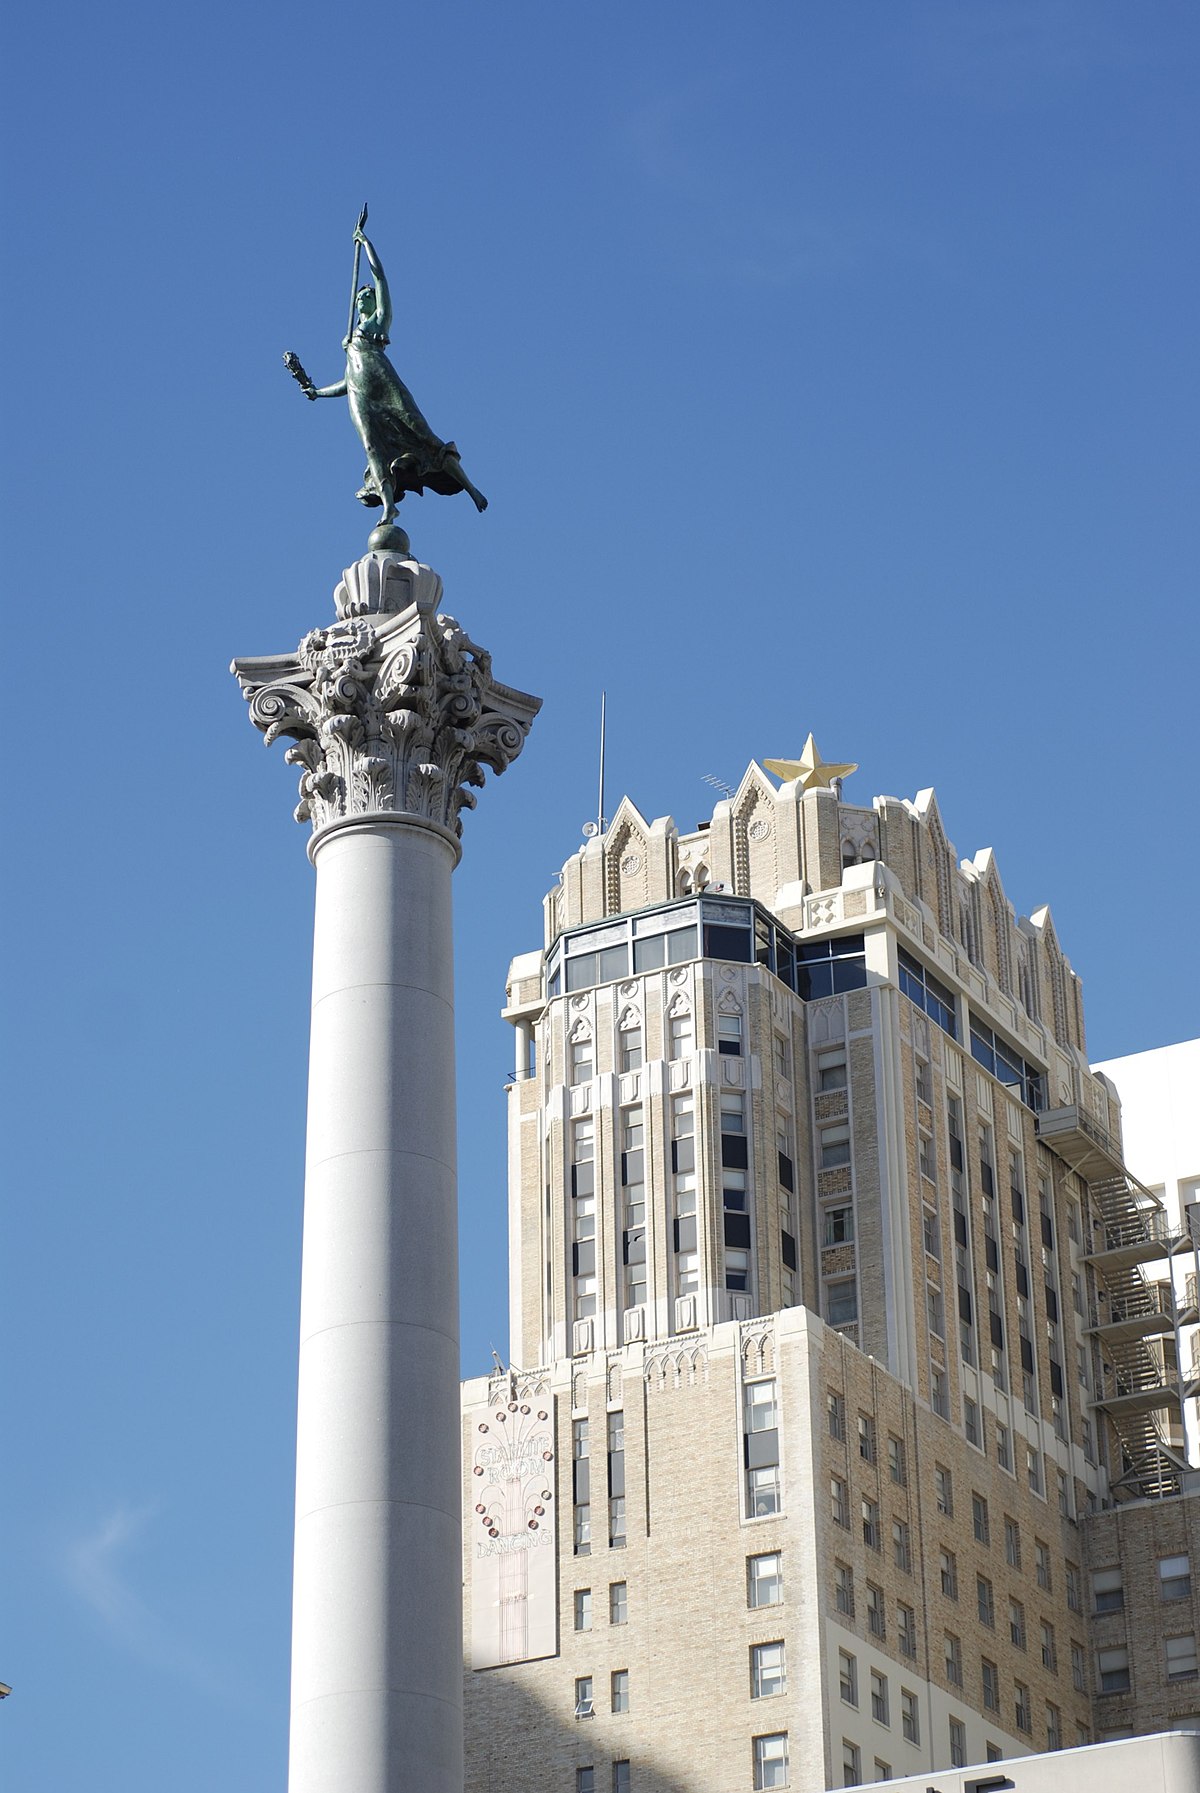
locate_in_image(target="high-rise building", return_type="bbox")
[461,756,1200,1793]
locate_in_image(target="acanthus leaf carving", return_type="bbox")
[233,558,541,840]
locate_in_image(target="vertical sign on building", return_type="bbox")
[470,1391,558,1667]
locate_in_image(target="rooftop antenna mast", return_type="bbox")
[702,773,735,801]
[583,691,607,840]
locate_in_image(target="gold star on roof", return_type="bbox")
[763,734,858,792]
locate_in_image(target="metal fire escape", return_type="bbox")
[1036,1103,1199,1501]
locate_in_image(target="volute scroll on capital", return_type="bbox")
[231,555,541,841]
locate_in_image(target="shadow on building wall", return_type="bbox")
[465,1662,722,1793]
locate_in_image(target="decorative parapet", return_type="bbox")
[231,552,541,841]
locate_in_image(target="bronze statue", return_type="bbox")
[285,208,486,548]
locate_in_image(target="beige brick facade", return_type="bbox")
[468,765,1196,1793]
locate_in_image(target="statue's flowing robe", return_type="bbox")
[345,330,465,504]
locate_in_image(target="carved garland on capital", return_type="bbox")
[237,593,535,837]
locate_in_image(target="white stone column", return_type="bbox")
[233,552,540,1793]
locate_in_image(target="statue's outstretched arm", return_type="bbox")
[356,229,393,336]
[284,352,348,400]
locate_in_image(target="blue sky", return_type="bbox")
[2,4,1197,1788]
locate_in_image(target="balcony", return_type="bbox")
[1088,1283,1176,1344]
[1035,1104,1126,1182]
[1085,1207,1187,1270]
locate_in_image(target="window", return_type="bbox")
[964,1396,981,1447]
[1092,1568,1124,1614]
[870,1669,889,1726]
[754,1732,789,1790]
[820,1124,851,1169]
[748,1463,780,1518]
[934,1465,953,1517]
[796,934,868,1001]
[573,1418,591,1555]
[898,948,958,1037]
[611,1669,629,1713]
[609,1581,628,1625]
[818,1050,847,1090]
[746,1379,777,1430]
[996,1423,1011,1472]
[721,1091,746,1134]
[718,1013,743,1056]
[1161,1555,1192,1601]
[1026,1445,1042,1494]
[826,1279,858,1326]
[748,1553,782,1608]
[977,1575,994,1629]
[866,1583,886,1640]
[1036,1540,1052,1591]
[726,1247,752,1295]
[930,1368,949,1418]
[940,1550,958,1600]
[574,1676,594,1718]
[892,1520,911,1572]
[949,1716,966,1767]
[919,1133,937,1183]
[578,1771,594,1793]
[831,1476,849,1528]
[1047,1702,1061,1752]
[574,1588,592,1631]
[923,1206,941,1259]
[570,1036,593,1084]
[838,1649,858,1706]
[972,1494,990,1545]
[1041,1622,1057,1673]
[927,1286,944,1338]
[1166,1635,1199,1681]
[840,1739,860,1788]
[982,1657,999,1712]
[1066,1562,1081,1613]
[824,1205,855,1245]
[1097,1646,1130,1694]
[862,1496,881,1551]
[773,1034,791,1079]
[888,1435,906,1485]
[901,1688,919,1744]
[1015,1680,1031,1733]
[1004,1518,1021,1570]
[916,1055,933,1106]
[828,1391,846,1440]
[969,1015,1043,1110]
[724,1165,749,1216]
[619,1025,642,1073]
[873,1762,892,1784]
[1071,1641,1086,1692]
[752,1641,786,1699]
[945,1632,962,1687]
[612,1764,630,1793]
[744,1381,780,1517]
[669,1011,692,1060]
[1009,1599,1026,1650]
[609,1496,626,1549]
[834,1562,854,1617]
[897,1603,916,1659]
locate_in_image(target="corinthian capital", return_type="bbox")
[231,552,541,840]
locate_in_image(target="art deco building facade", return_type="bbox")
[461,760,1200,1793]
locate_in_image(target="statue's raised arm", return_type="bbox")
[283,208,487,554]
[353,226,393,342]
